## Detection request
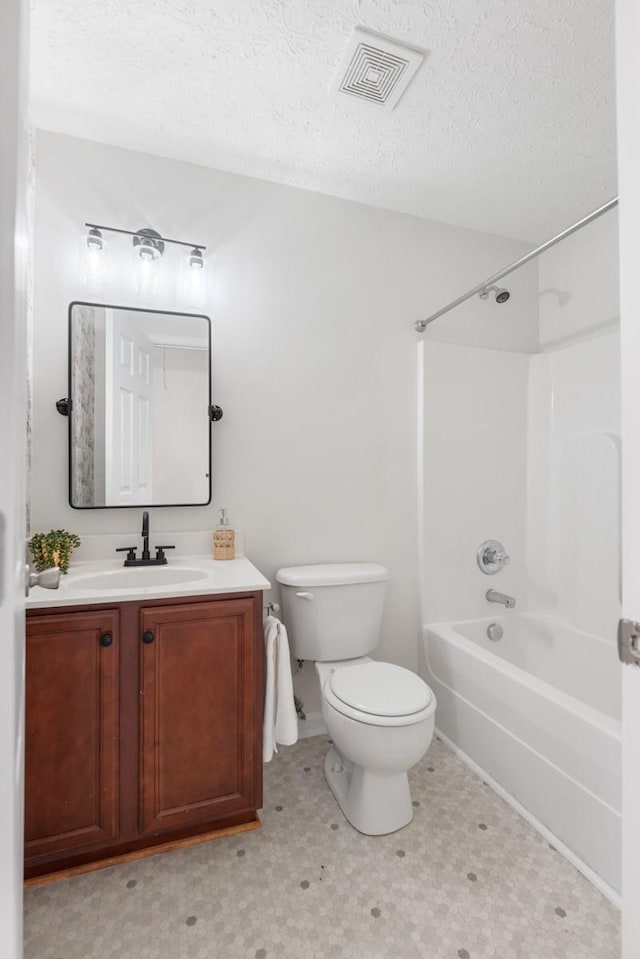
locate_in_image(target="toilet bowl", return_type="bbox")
[276,562,436,835]
[317,658,436,834]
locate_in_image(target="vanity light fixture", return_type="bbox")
[82,222,207,305]
[83,222,207,263]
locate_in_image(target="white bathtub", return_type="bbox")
[420,613,621,898]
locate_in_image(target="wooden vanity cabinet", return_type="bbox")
[24,609,120,861]
[24,591,264,881]
[138,598,262,834]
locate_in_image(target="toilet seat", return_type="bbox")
[323,661,434,727]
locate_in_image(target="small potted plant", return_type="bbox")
[28,529,81,574]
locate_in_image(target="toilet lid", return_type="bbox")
[329,662,432,717]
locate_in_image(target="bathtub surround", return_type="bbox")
[31,130,538,715]
[527,332,620,640]
[421,341,529,625]
[420,208,622,894]
[23,736,619,959]
[530,210,621,642]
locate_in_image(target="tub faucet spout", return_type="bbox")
[486,589,516,609]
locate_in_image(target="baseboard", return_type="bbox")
[435,728,621,910]
[297,711,327,739]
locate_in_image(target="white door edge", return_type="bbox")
[616,0,640,954]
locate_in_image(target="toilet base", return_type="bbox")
[324,747,414,835]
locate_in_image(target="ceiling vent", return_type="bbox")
[333,27,426,110]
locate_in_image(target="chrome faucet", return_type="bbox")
[486,589,516,609]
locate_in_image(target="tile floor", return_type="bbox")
[24,736,620,959]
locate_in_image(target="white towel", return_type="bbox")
[263,615,298,762]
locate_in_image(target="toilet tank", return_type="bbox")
[275,563,388,662]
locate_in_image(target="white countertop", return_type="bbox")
[26,554,270,609]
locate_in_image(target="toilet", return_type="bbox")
[276,563,436,835]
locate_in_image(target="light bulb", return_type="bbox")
[189,247,204,269]
[133,254,159,302]
[80,228,106,291]
[138,239,161,260]
[86,227,103,251]
[132,229,164,303]
[180,249,206,307]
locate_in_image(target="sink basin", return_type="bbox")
[70,567,209,591]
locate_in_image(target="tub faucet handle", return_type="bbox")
[490,548,510,565]
[477,540,510,574]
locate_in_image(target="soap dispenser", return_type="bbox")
[213,508,235,560]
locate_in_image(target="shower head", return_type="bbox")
[479,285,511,304]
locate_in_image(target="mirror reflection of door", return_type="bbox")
[105,309,153,505]
[69,303,211,508]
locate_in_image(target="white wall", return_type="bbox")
[0,1,28,956]
[31,130,537,714]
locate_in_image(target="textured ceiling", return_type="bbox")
[30,0,616,241]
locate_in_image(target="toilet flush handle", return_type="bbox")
[295,591,314,600]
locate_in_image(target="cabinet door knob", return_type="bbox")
[142,630,155,645]
[100,633,113,647]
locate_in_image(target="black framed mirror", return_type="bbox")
[67,301,212,508]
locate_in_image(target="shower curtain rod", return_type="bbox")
[413,196,619,333]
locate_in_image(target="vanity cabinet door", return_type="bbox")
[138,596,262,835]
[24,610,120,860]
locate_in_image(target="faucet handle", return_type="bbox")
[154,545,175,563]
[26,565,61,593]
[489,549,510,565]
[477,540,510,575]
[116,546,137,563]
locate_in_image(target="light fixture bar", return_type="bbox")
[84,223,206,251]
